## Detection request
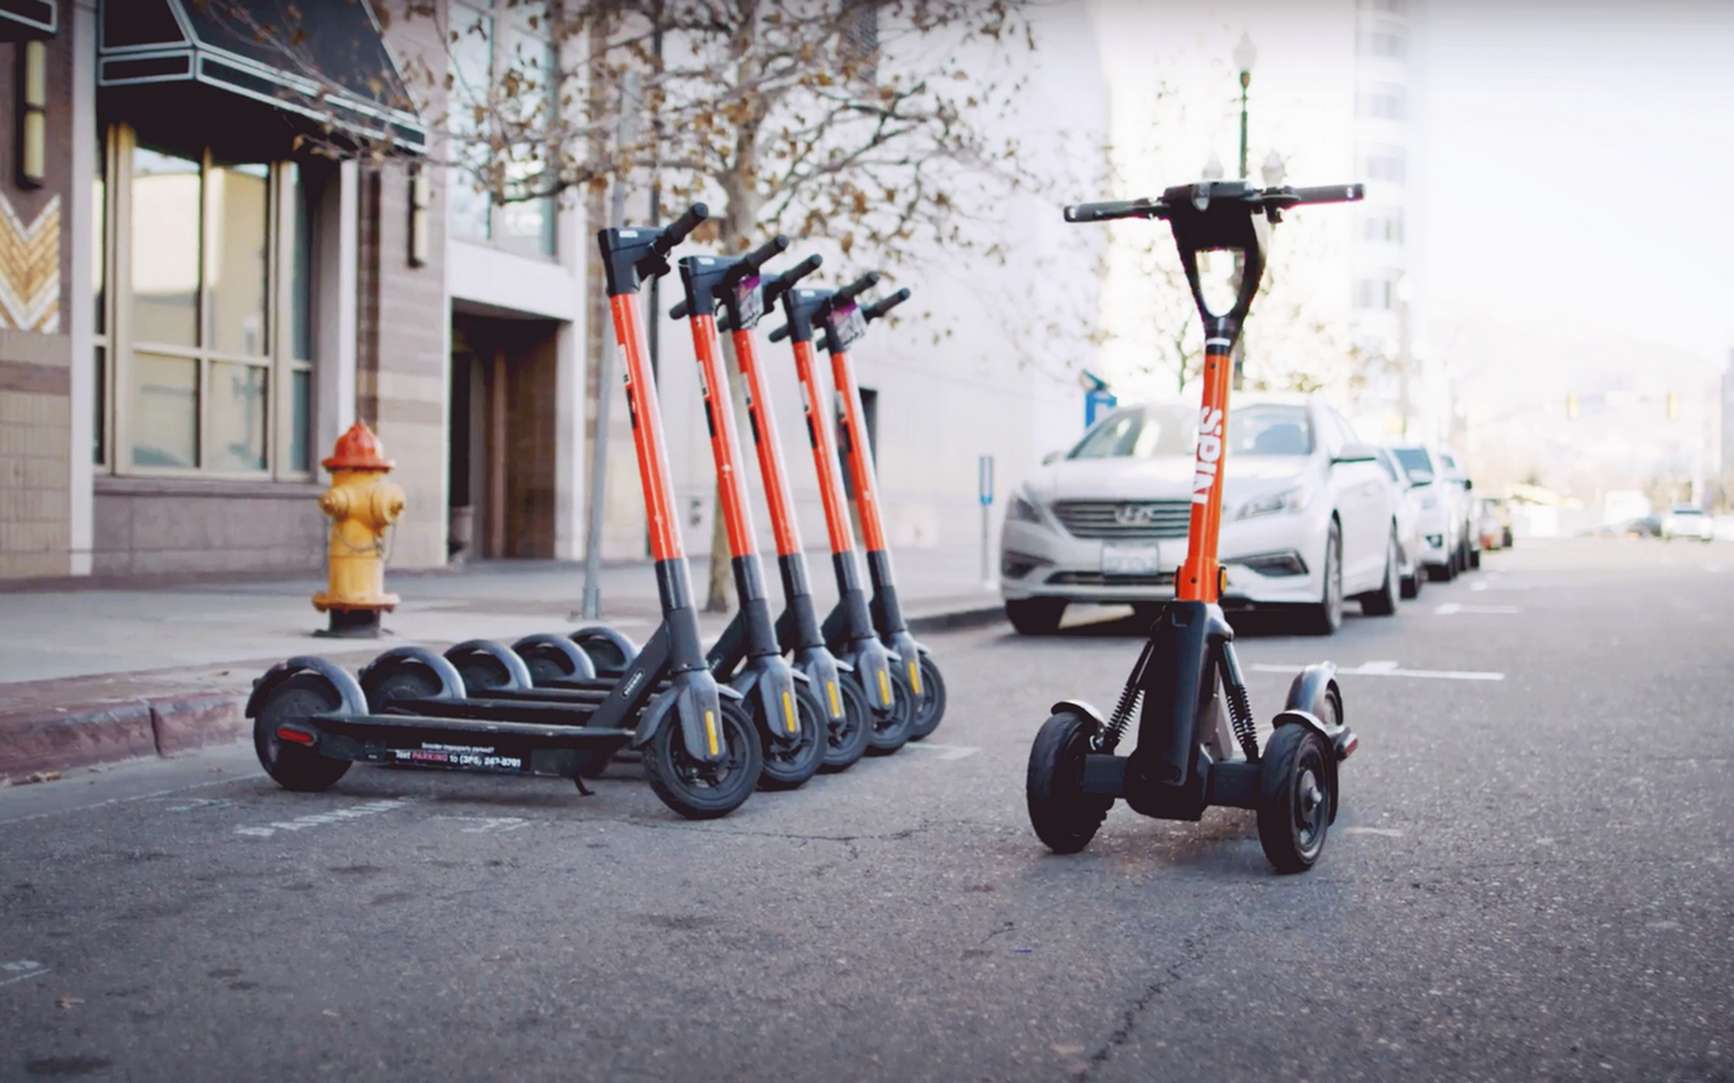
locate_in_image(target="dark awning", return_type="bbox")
[0,0,57,40]
[98,0,427,157]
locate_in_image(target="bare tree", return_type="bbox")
[214,0,1044,610]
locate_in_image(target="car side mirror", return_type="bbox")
[1041,450,1064,465]
[1463,478,1474,491]
[1331,441,1379,465]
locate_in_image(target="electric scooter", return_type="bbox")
[767,275,915,752]
[814,284,948,739]
[244,205,766,821]
[1026,180,1362,872]
[710,249,875,771]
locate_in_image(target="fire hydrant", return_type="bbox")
[312,421,405,638]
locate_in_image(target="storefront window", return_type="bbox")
[100,126,316,479]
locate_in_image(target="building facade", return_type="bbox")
[0,0,1105,583]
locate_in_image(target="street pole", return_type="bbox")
[979,454,995,589]
[580,72,643,619]
[1231,33,1256,391]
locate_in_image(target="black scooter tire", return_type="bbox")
[906,653,948,741]
[1026,711,1111,854]
[860,666,914,755]
[642,699,762,820]
[1256,724,1333,873]
[820,674,872,773]
[254,672,352,793]
[756,681,826,791]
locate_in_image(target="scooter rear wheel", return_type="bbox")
[1256,725,1334,873]
[906,653,948,741]
[253,672,352,792]
[860,665,914,755]
[820,674,872,773]
[1026,711,1111,854]
[643,699,762,820]
[756,682,826,791]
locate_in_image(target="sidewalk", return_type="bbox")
[0,547,1002,781]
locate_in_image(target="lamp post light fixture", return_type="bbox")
[1234,32,1257,180]
[18,40,47,188]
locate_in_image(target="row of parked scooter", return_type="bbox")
[245,204,945,820]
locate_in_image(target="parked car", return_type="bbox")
[1000,397,1402,636]
[1476,497,1514,550]
[1436,449,1480,570]
[1373,446,1427,598]
[1661,504,1714,542]
[1388,445,1464,581]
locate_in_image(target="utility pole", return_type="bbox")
[1231,33,1256,390]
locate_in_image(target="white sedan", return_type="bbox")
[1001,398,1402,635]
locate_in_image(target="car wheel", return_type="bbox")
[1006,598,1066,635]
[1359,528,1399,616]
[1296,520,1343,636]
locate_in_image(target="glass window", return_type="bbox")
[130,144,201,347]
[208,361,268,471]
[450,2,557,257]
[1392,447,1435,483]
[1070,405,1196,460]
[289,370,312,472]
[131,353,198,467]
[1231,405,1314,457]
[448,3,494,243]
[206,161,270,356]
[286,163,314,361]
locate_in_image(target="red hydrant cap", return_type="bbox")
[322,421,395,471]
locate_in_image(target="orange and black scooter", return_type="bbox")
[711,249,874,771]
[813,284,948,740]
[1026,179,1361,872]
[768,275,914,752]
[663,240,828,788]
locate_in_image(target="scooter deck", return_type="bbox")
[275,711,634,779]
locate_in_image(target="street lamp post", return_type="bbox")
[1231,33,1256,388]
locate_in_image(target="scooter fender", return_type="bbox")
[633,669,731,764]
[510,633,597,681]
[570,624,641,673]
[359,646,468,699]
[246,656,369,718]
[1050,699,1108,733]
[792,645,847,721]
[886,630,926,700]
[730,655,804,746]
[443,639,534,692]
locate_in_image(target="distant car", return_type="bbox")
[1476,497,1513,551]
[1389,445,1464,581]
[1661,505,1713,542]
[1436,449,1479,570]
[1001,398,1402,636]
[1622,515,1663,538]
[1374,446,1427,598]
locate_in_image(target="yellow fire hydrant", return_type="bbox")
[312,421,406,638]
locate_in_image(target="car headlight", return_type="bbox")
[1007,492,1043,525]
[1235,483,1311,520]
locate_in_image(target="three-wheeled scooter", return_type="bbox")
[1026,180,1362,871]
[245,205,766,820]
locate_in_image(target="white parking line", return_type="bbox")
[1434,602,1521,616]
[1248,662,1504,682]
[233,798,413,838]
[1342,826,1405,838]
[432,815,530,834]
[0,961,50,989]
[901,742,980,761]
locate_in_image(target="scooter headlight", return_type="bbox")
[1236,482,1311,520]
[1007,492,1044,525]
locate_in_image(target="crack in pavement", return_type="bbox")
[1077,932,1217,1080]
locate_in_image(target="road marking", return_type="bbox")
[1470,581,1487,592]
[431,815,530,834]
[162,797,238,813]
[901,742,980,761]
[0,774,255,827]
[1434,602,1520,615]
[1358,660,1400,674]
[1342,826,1404,838]
[234,798,412,838]
[0,961,50,989]
[1249,662,1504,682]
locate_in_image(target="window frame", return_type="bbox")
[98,123,315,482]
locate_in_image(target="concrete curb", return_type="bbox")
[1,599,1010,783]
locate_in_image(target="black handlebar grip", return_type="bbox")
[738,234,790,275]
[1062,198,1157,223]
[834,272,881,306]
[764,254,823,306]
[652,202,709,254]
[863,288,911,322]
[768,323,791,343]
[1287,184,1364,205]
[669,298,692,320]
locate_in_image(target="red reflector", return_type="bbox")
[1339,734,1358,760]
[276,726,316,747]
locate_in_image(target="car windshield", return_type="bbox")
[1392,447,1434,483]
[1069,404,1313,460]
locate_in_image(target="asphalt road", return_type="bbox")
[2,538,1730,1082]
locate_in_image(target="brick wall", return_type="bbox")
[0,30,76,579]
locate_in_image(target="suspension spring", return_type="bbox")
[1096,639,1155,752]
[1219,646,1260,761]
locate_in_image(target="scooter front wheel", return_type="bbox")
[820,674,872,773]
[906,653,948,741]
[1026,711,1111,854]
[859,665,914,755]
[643,699,763,820]
[756,683,826,791]
[253,672,352,792]
[1256,725,1334,873]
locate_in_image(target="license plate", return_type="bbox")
[1101,541,1161,576]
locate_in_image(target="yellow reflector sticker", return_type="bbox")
[704,709,719,757]
[877,669,891,704]
[826,681,842,718]
[908,659,923,695]
[781,690,798,733]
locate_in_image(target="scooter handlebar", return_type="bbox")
[764,254,823,307]
[1063,197,1163,224]
[862,288,911,322]
[732,234,790,279]
[651,202,708,257]
[767,323,791,343]
[1269,183,1365,207]
[833,272,881,307]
